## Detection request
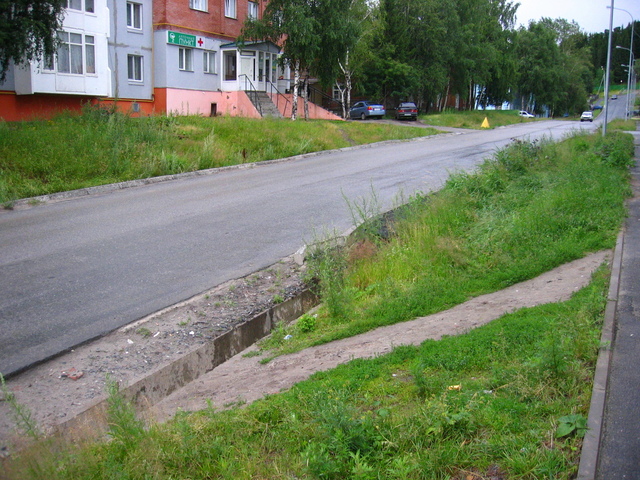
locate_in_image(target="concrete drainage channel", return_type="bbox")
[55,287,319,438]
[55,223,394,436]
[53,225,365,438]
[7,211,398,445]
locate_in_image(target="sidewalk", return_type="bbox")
[579,127,640,479]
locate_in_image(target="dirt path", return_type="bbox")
[151,250,610,421]
[1,250,610,450]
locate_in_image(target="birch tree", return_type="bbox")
[0,0,66,81]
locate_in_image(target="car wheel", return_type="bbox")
[360,113,366,120]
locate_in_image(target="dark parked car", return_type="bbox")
[395,102,418,120]
[349,101,386,120]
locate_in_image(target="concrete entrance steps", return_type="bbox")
[251,92,283,118]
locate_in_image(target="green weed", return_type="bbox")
[296,313,317,333]
[0,373,41,439]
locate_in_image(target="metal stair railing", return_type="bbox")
[308,85,344,116]
[239,74,263,117]
[266,81,290,117]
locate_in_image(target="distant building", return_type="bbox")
[0,0,339,121]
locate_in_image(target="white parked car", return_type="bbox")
[580,111,593,122]
[518,110,535,118]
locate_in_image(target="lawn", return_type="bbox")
[0,106,439,206]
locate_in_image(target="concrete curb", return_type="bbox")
[577,230,623,479]
[53,288,318,439]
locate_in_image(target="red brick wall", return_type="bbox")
[154,0,263,40]
[0,92,156,121]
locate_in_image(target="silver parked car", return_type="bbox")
[349,101,386,120]
[580,111,593,122]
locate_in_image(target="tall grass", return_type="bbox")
[608,118,637,131]
[266,132,632,353]
[0,107,437,205]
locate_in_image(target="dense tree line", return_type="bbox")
[242,0,639,118]
[1,0,637,117]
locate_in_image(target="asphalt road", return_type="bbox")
[0,104,624,376]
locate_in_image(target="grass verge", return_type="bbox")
[0,106,438,206]
[420,109,540,129]
[608,118,637,131]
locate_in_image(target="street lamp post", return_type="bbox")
[609,6,635,120]
[603,1,615,136]
[618,53,633,119]
[616,46,634,120]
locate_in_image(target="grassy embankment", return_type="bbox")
[0,107,440,206]
[608,118,637,131]
[2,126,635,479]
[420,109,535,129]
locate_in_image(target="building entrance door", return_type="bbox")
[240,55,256,90]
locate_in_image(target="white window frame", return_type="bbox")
[41,54,55,72]
[56,31,84,74]
[66,0,93,12]
[179,48,193,72]
[189,0,208,12]
[52,31,98,75]
[248,1,258,19]
[203,51,216,74]
[126,2,142,30]
[127,54,143,82]
[85,35,95,74]
[332,85,342,101]
[224,0,236,18]
[223,51,236,80]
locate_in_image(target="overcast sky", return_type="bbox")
[514,0,640,34]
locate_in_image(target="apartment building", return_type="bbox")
[0,0,339,121]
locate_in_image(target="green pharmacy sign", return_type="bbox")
[167,31,196,47]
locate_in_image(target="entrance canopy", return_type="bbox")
[220,41,286,93]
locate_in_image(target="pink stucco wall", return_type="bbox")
[165,90,261,118]
[163,89,342,120]
[270,94,343,121]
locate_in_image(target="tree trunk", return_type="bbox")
[440,80,450,112]
[303,76,310,120]
[291,60,300,121]
[469,81,475,110]
[338,51,353,119]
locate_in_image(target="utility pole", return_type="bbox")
[603,0,615,136]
